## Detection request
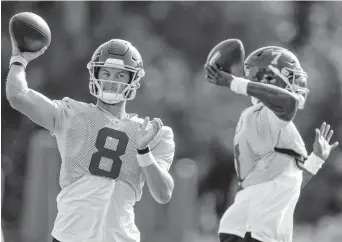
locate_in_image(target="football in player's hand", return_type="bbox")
[9,12,51,52]
[206,39,245,75]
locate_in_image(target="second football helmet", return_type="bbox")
[87,39,145,104]
[244,46,309,109]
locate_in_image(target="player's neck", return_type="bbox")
[97,99,128,119]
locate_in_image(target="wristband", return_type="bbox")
[10,61,26,69]
[137,146,150,154]
[230,77,250,96]
[10,55,28,69]
[136,150,156,167]
[303,152,325,175]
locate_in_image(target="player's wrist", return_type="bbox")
[303,152,325,175]
[230,77,250,95]
[136,147,156,167]
[10,55,28,69]
[137,146,150,155]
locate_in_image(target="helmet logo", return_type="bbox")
[281,68,290,77]
[271,51,282,65]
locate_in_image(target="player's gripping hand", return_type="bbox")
[10,34,47,64]
[313,122,339,160]
[204,63,234,87]
[136,117,163,150]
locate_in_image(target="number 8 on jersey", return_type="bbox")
[89,127,129,179]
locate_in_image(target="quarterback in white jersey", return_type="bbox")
[205,46,339,242]
[6,38,175,242]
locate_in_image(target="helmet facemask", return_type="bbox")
[268,64,309,109]
[87,59,145,104]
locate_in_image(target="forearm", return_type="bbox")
[138,152,174,204]
[229,77,298,121]
[246,82,297,121]
[6,65,29,102]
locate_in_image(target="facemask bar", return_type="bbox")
[268,65,309,109]
[244,65,261,106]
[87,61,144,104]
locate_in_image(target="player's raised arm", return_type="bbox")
[246,82,297,121]
[6,36,56,131]
[205,63,297,121]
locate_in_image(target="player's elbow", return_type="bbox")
[6,79,28,111]
[6,90,25,111]
[6,90,31,114]
[153,180,174,204]
[155,189,173,204]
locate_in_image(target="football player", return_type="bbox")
[204,46,339,242]
[6,38,175,242]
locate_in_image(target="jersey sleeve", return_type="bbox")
[150,126,175,171]
[50,97,79,136]
[254,106,291,144]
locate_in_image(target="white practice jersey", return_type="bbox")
[49,97,175,242]
[219,103,307,242]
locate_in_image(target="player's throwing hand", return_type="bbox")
[10,34,47,63]
[313,122,339,160]
[204,63,234,87]
[137,117,163,150]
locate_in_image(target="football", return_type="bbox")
[206,39,245,75]
[9,12,51,52]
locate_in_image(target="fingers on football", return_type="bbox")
[205,64,218,78]
[206,75,216,84]
[204,65,216,83]
[25,46,47,59]
[11,38,20,55]
[36,46,47,56]
[211,63,221,73]
[41,46,47,53]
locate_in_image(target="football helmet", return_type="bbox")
[244,46,309,109]
[87,39,145,104]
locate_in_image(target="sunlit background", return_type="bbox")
[1,1,342,242]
